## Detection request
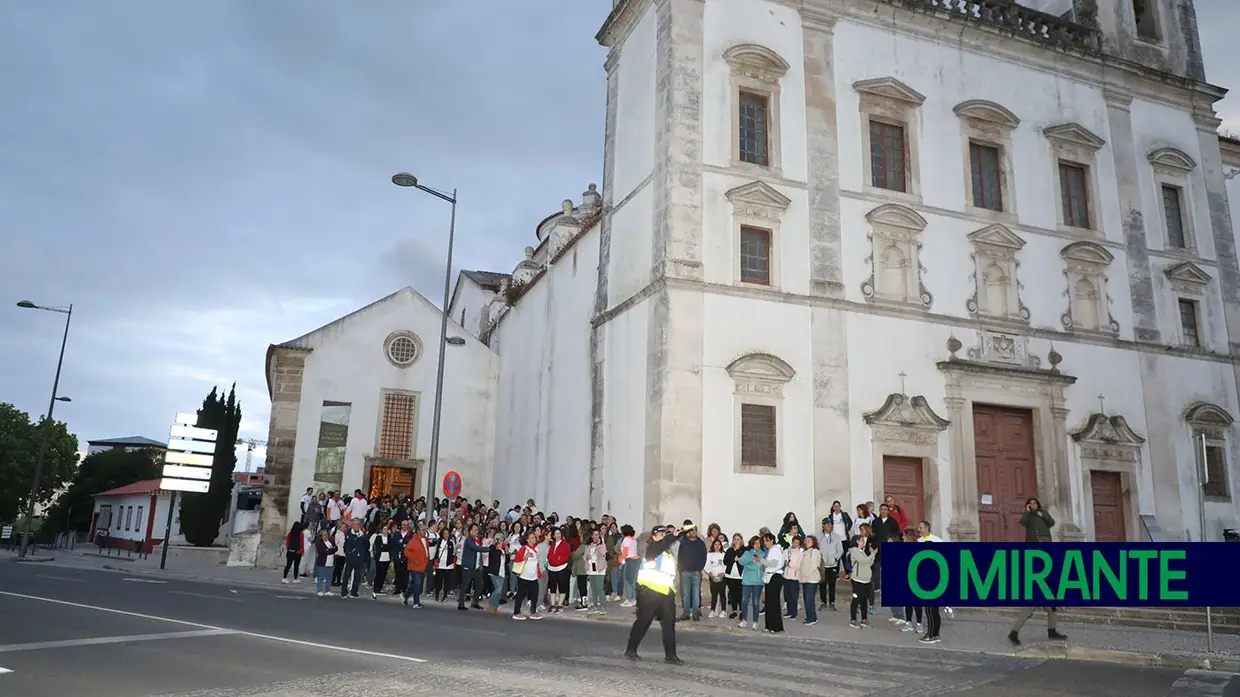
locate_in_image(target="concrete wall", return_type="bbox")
[447,276,498,341]
[490,229,599,514]
[286,288,498,506]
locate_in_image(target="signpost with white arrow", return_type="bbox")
[158,412,218,569]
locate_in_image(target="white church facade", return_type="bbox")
[254,0,1240,562]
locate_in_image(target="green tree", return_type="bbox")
[42,448,162,538]
[0,402,78,523]
[179,384,242,546]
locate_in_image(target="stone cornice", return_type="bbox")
[596,0,650,48]
[822,0,1227,113]
[936,358,1078,386]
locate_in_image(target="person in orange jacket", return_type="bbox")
[402,528,431,608]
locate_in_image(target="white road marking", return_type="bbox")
[0,629,235,653]
[121,578,166,584]
[0,667,11,675]
[35,575,86,583]
[274,595,308,600]
[168,590,241,602]
[0,591,427,663]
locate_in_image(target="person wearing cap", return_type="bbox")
[676,520,706,622]
[624,525,682,664]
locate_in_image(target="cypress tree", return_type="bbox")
[179,384,242,546]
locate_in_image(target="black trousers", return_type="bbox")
[393,561,409,594]
[625,586,677,659]
[341,559,362,597]
[925,605,942,637]
[905,605,924,624]
[764,576,785,632]
[726,578,742,612]
[331,556,345,585]
[709,578,726,611]
[372,560,390,593]
[282,552,301,580]
[433,569,451,599]
[458,567,484,607]
[850,580,872,621]
[820,568,838,605]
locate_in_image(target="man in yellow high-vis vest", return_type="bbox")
[624,525,682,664]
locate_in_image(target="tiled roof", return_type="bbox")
[462,270,510,291]
[87,436,167,448]
[95,479,165,498]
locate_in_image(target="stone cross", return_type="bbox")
[1097,394,1106,414]
[899,371,908,396]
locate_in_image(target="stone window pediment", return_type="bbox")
[967,224,1029,323]
[1061,240,1115,266]
[723,43,790,84]
[853,77,926,107]
[726,352,795,395]
[1148,147,1197,175]
[953,100,1020,129]
[861,203,932,308]
[1044,122,1106,152]
[1165,261,1211,295]
[1185,402,1234,434]
[725,180,791,223]
[863,393,949,430]
[1072,414,1146,445]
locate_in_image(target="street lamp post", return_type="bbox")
[392,173,459,508]
[16,300,73,558]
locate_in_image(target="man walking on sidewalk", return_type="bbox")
[677,521,706,621]
[1009,497,1067,645]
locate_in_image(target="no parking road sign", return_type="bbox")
[442,471,462,499]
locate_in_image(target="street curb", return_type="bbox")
[9,556,55,563]
[570,611,1239,672]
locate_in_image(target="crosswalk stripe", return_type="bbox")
[565,655,876,696]
[563,656,826,697]
[683,648,905,688]
[696,644,964,682]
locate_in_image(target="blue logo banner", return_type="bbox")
[878,542,1236,607]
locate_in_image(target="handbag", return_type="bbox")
[512,559,527,575]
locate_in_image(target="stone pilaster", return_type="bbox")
[589,49,622,520]
[644,0,705,529]
[1105,87,1160,343]
[1051,403,1084,541]
[801,7,843,297]
[255,348,307,568]
[943,395,978,541]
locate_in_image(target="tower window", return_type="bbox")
[1133,0,1160,41]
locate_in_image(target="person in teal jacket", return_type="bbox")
[737,536,766,629]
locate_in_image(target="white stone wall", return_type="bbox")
[447,277,497,340]
[287,289,498,504]
[569,0,1240,540]
[490,233,599,514]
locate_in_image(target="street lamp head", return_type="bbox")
[392,172,419,188]
[54,396,71,402]
[16,300,36,309]
[446,336,466,346]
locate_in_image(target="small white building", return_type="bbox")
[253,286,499,564]
[90,479,183,553]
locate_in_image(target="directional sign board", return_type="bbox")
[160,412,217,493]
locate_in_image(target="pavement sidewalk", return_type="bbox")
[13,549,1238,672]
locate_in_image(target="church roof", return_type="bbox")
[461,270,510,291]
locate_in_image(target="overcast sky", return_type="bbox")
[2,1,1237,471]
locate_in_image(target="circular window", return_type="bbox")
[384,332,422,367]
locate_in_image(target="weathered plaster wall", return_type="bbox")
[287,289,497,505]
[491,232,599,514]
[601,296,651,525]
[447,277,497,340]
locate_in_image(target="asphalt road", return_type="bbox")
[0,561,1236,697]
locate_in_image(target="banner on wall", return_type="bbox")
[313,400,351,492]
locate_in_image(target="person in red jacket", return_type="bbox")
[884,494,910,534]
[546,527,572,614]
[282,521,305,583]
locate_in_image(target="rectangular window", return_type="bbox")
[1133,0,1159,41]
[740,404,777,468]
[1179,299,1200,348]
[969,143,1003,211]
[739,226,771,285]
[870,121,907,192]
[1203,443,1228,498]
[124,506,133,531]
[738,92,770,166]
[1059,162,1090,228]
[378,392,417,460]
[135,506,144,535]
[1162,185,1186,248]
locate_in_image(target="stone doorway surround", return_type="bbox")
[1071,413,1146,542]
[862,393,949,534]
[938,331,1080,542]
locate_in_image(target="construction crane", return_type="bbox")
[235,438,267,472]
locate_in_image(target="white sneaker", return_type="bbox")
[888,617,901,624]
[281,578,290,584]
[620,600,634,607]
[292,578,301,584]
[901,623,916,632]
[316,591,325,597]
[737,621,746,629]
[751,622,759,630]
[916,622,924,633]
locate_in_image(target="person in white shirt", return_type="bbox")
[326,494,343,524]
[761,532,785,633]
[299,488,312,522]
[915,520,943,644]
[347,490,368,522]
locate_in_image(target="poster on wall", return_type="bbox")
[313,400,351,492]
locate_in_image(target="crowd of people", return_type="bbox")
[277,488,967,645]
